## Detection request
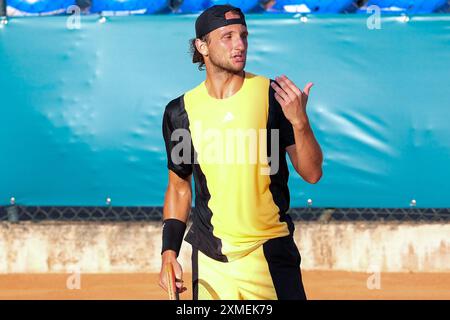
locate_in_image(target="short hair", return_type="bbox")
[190,34,209,71]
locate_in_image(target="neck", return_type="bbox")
[204,68,245,99]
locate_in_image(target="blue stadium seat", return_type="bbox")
[272,0,356,13]
[210,0,261,13]
[90,0,169,14]
[7,0,75,14]
[361,0,448,14]
[178,0,213,13]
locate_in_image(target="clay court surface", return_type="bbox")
[0,271,449,300]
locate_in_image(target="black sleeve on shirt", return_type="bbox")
[269,80,296,150]
[162,95,193,179]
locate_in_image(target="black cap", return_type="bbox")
[195,5,247,39]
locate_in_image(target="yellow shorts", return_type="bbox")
[191,235,306,300]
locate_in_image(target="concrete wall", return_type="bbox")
[0,221,448,274]
[295,222,449,273]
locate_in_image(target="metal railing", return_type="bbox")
[1,206,448,222]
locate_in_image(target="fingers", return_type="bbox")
[271,81,290,104]
[278,75,302,97]
[158,273,168,292]
[274,92,288,111]
[271,75,307,106]
[162,261,186,294]
[175,277,186,293]
[159,272,187,295]
[303,82,314,96]
[174,265,187,293]
[276,77,298,102]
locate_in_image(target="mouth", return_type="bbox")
[232,54,245,63]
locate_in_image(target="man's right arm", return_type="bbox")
[160,96,192,295]
[158,170,192,295]
[163,170,192,221]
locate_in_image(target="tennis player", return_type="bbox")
[159,4,323,300]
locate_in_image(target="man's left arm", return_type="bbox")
[271,75,323,184]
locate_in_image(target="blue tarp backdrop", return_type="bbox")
[0,14,449,207]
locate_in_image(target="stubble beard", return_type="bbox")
[208,52,246,74]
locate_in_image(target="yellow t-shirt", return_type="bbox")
[162,72,296,262]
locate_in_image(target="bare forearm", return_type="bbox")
[163,181,192,223]
[161,177,192,259]
[160,174,190,294]
[292,122,323,183]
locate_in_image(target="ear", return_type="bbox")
[195,38,209,57]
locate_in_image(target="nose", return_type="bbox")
[233,35,246,52]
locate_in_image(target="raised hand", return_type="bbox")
[271,75,314,131]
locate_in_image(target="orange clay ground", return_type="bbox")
[0,271,449,300]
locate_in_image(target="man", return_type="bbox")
[159,5,322,300]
